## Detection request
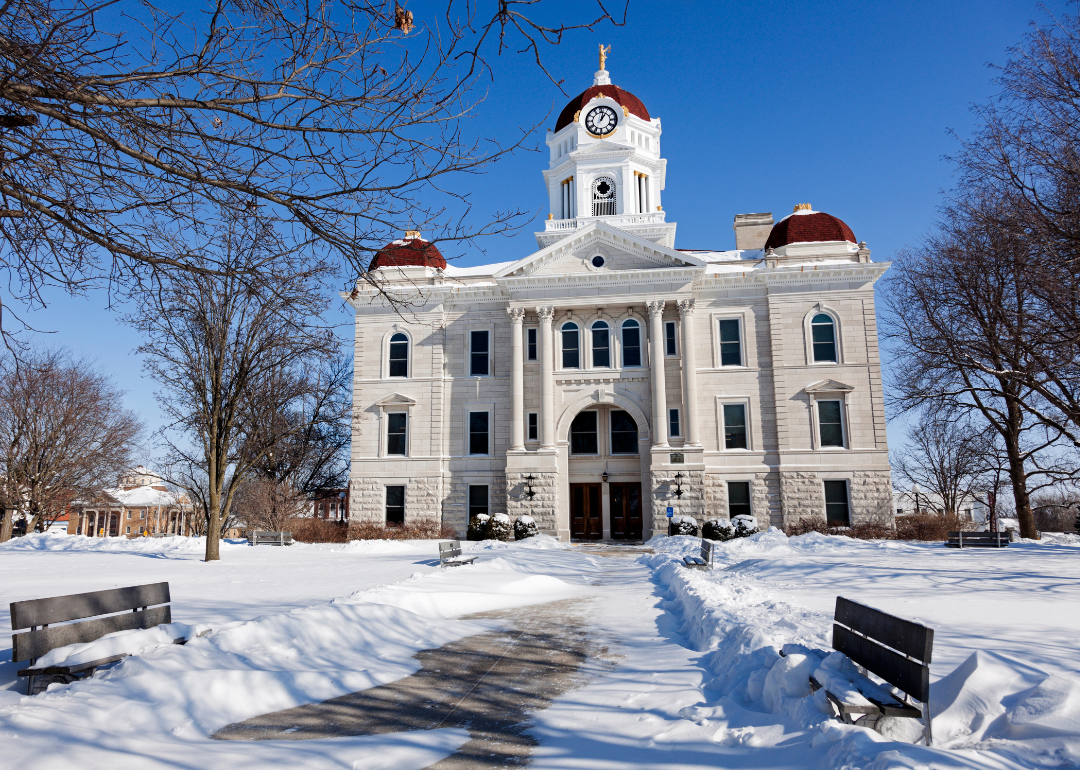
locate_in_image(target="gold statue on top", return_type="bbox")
[599,44,611,70]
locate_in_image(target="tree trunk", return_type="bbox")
[0,508,12,542]
[1004,398,1039,539]
[205,488,221,561]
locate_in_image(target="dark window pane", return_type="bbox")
[723,404,747,449]
[665,321,677,356]
[570,411,598,454]
[528,413,538,440]
[527,328,537,360]
[812,316,837,362]
[468,485,489,518]
[824,480,849,526]
[469,411,489,455]
[387,412,407,456]
[470,330,489,376]
[389,333,409,377]
[562,324,579,369]
[610,410,639,454]
[386,486,405,525]
[728,481,751,518]
[592,325,610,368]
[669,408,680,437]
[818,401,844,447]
[622,323,641,367]
[719,319,741,367]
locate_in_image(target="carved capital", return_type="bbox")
[536,306,555,322]
[646,300,666,319]
[506,307,526,323]
[677,298,696,317]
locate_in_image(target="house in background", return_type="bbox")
[68,467,194,538]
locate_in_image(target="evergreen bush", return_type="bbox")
[668,515,699,537]
[485,513,513,542]
[702,518,735,542]
[514,515,539,540]
[466,514,490,541]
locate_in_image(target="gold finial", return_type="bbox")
[547,213,553,220]
[405,229,421,238]
[599,44,611,70]
[794,203,812,212]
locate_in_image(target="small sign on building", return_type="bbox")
[669,453,684,464]
[666,506,674,518]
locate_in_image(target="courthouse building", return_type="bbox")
[345,57,894,541]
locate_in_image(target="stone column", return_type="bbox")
[508,307,526,451]
[678,299,700,446]
[647,300,669,447]
[537,306,556,448]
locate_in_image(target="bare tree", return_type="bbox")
[0,0,625,342]
[891,413,994,517]
[0,348,143,540]
[232,475,308,533]
[128,213,341,561]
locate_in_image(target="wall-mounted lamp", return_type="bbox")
[524,474,536,500]
[673,472,685,499]
[602,471,609,483]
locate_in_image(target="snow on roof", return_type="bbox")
[442,261,515,277]
[678,249,763,263]
[105,485,179,507]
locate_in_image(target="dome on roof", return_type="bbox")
[554,83,651,133]
[764,205,856,250]
[369,231,447,270]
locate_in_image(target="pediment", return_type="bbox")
[803,379,855,394]
[495,221,703,278]
[374,393,418,407]
[573,139,632,157]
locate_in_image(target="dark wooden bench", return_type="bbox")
[11,582,187,695]
[809,596,934,745]
[946,531,1009,548]
[438,540,476,567]
[683,539,714,570]
[247,530,293,546]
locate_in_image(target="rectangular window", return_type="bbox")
[570,411,598,455]
[527,328,537,361]
[665,321,677,356]
[669,408,681,437]
[823,480,850,526]
[387,412,407,456]
[386,485,405,525]
[728,482,752,518]
[562,326,580,369]
[468,485,489,519]
[610,410,639,454]
[818,400,844,447]
[527,412,538,441]
[140,510,145,519]
[723,403,748,449]
[125,527,130,534]
[718,319,742,367]
[622,323,642,367]
[592,325,611,368]
[470,330,490,376]
[469,411,490,455]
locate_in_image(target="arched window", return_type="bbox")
[610,410,639,454]
[591,321,610,368]
[622,320,641,367]
[811,314,837,362]
[388,333,409,377]
[562,322,580,368]
[591,176,616,216]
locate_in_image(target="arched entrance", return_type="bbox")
[558,392,651,542]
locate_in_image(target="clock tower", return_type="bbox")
[537,48,673,249]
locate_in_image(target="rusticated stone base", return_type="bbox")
[649,470,704,535]
[779,470,895,529]
[349,476,445,526]
[703,473,782,528]
[505,472,558,535]
[444,476,508,536]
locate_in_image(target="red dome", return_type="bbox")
[764,209,856,250]
[554,84,651,132]
[369,236,446,270]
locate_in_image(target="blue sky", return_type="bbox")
[15,0,1069,447]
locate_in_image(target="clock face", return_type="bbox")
[585,105,618,136]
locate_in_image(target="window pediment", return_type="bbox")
[803,379,855,394]
[374,393,418,408]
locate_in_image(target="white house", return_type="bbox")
[344,59,894,541]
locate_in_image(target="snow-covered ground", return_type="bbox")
[0,530,1077,769]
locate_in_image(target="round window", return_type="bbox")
[591,255,606,268]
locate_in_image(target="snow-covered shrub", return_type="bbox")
[668,515,699,537]
[732,515,758,538]
[485,513,513,542]
[702,518,736,542]
[466,514,490,541]
[513,515,539,540]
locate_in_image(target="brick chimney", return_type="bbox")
[733,213,774,251]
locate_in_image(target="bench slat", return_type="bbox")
[10,582,171,630]
[833,624,930,703]
[12,605,172,662]
[835,597,934,663]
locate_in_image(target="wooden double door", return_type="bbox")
[570,482,643,541]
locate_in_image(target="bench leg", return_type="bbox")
[923,703,933,746]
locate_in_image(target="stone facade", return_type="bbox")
[345,65,895,541]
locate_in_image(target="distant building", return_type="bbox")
[893,488,986,525]
[68,467,194,538]
[310,488,350,523]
